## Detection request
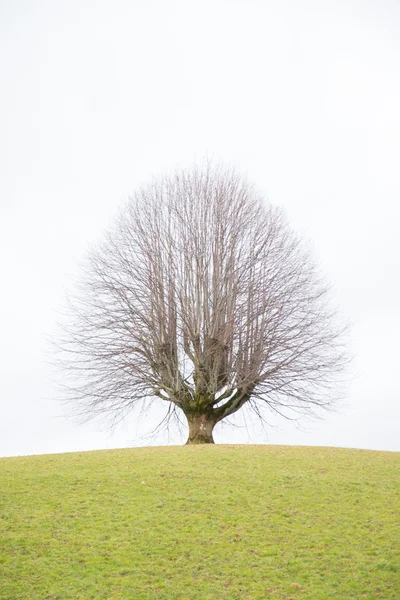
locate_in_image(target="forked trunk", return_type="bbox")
[186,413,216,444]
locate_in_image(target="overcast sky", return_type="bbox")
[1,0,399,457]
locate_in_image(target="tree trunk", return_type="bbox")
[186,414,216,444]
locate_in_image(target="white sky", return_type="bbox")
[1,0,399,456]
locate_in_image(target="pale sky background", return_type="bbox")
[1,0,399,457]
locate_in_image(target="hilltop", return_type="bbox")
[0,445,399,599]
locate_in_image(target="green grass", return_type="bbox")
[0,445,399,599]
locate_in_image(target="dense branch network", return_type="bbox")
[57,164,347,443]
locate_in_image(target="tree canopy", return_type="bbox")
[58,164,347,443]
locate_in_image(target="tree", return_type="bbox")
[58,163,347,444]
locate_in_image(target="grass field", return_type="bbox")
[0,445,399,599]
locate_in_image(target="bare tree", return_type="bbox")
[57,163,347,444]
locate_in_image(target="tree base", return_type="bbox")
[186,436,215,445]
[185,414,216,444]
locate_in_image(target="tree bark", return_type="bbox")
[186,413,216,444]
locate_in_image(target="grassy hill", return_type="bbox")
[0,445,399,599]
